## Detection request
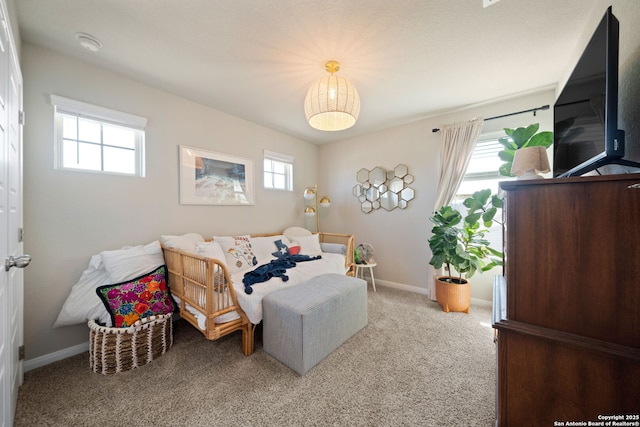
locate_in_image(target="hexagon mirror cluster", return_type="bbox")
[352,164,415,213]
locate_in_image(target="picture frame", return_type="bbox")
[179,145,254,205]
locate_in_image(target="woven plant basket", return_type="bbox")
[88,314,173,375]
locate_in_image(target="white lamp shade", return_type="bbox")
[511,146,550,179]
[304,74,360,131]
[304,206,316,216]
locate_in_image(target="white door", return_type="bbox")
[0,2,26,426]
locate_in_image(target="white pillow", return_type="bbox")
[160,233,205,253]
[213,235,258,274]
[249,235,291,263]
[100,240,165,283]
[53,254,112,328]
[283,226,312,242]
[293,233,322,256]
[195,241,226,263]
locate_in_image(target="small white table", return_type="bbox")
[354,262,377,292]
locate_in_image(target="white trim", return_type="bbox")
[50,94,147,130]
[52,100,146,176]
[263,150,293,191]
[374,279,493,305]
[24,341,89,372]
[374,278,429,295]
[470,298,493,308]
[263,150,293,163]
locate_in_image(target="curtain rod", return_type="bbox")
[431,104,550,133]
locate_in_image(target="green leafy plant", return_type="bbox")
[498,123,553,177]
[428,189,503,283]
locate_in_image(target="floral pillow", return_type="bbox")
[96,265,176,328]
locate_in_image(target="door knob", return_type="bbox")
[5,255,31,271]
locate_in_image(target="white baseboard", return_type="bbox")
[471,298,492,307]
[374,278,430,295]
[24,341,89,373]
[373,279,493,307]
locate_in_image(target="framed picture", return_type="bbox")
[179,145,254,205]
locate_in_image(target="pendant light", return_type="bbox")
[304,60,360,131]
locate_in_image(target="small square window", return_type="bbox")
[263,150,293,191]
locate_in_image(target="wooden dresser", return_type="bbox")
[493,174,640,426]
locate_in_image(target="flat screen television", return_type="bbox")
[553,6,640,177]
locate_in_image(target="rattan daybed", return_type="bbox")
[162,231,355,356]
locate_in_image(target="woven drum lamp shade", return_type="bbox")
[304,61,360,131]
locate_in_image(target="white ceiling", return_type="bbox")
[15,0,597,144]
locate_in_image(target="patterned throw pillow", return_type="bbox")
[214,235,258,273]
[96,265,176,328]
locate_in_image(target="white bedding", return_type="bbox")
[232,252,347,324]
[172,294,240,330]
[174,253,347,327]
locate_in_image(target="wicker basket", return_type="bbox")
[88,314,173,375]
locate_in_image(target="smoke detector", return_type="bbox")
[75,33,102,52]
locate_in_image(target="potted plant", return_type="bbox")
[428,189,503,313]
[497,123,553,177]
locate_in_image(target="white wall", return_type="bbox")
[319,90,555,302]
[318,0,640,305]
[20,0,640,363]
[22,44,318,360]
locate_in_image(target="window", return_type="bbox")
[263,150,293,191]
[51,95,147,176]
[453,134,515,251]
[455,134,513,199]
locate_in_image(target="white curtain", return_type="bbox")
[428,117,485,300]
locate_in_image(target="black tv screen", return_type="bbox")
[553,7,627,177]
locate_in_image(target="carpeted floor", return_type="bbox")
[14,286,496,426]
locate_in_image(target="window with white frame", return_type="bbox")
[51,95,147,176]
[263,150,293,191]
[453,134,515,251]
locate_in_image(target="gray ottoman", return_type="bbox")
[262,273,368,375]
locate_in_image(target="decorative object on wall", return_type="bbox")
[179,145,254,205]
[304,185,330,231]
[352,164,415,213]
[510,146,550,180]
[304,60,360,132]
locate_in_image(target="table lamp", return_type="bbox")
[510,146,550,180]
